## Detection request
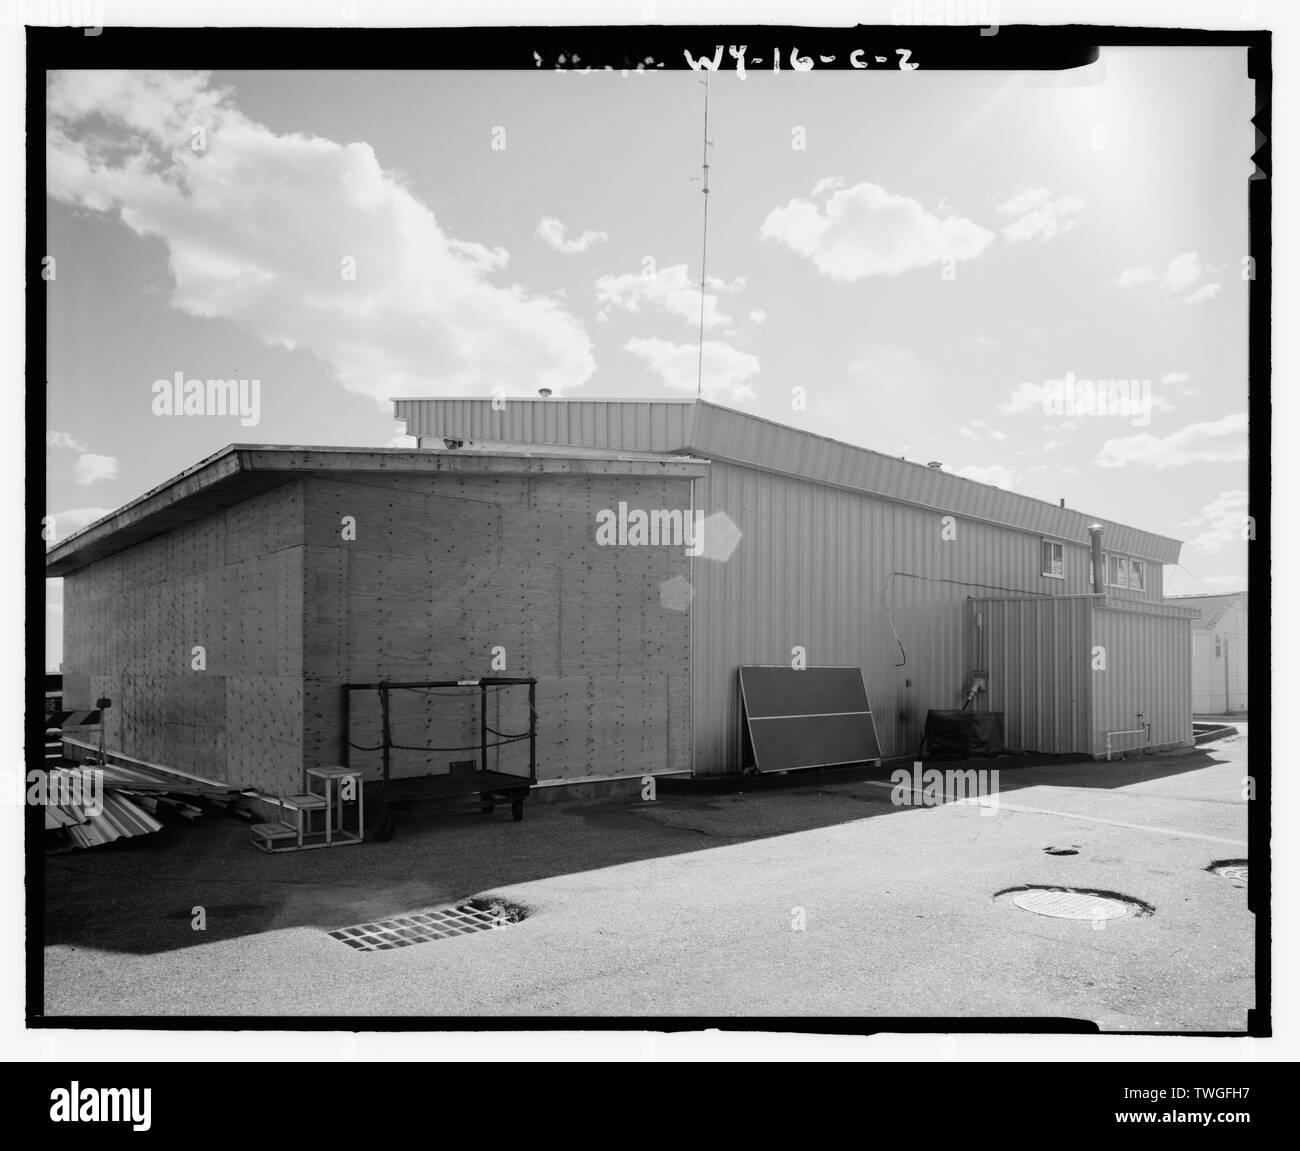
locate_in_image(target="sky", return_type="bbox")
[43,53,1254,669]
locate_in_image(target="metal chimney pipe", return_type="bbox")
[1088,523,1104,593]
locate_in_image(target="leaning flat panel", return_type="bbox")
[739,665,882,772]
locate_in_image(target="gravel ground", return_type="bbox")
[42,727,1254,1028]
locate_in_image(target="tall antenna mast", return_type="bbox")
[696,70,711,398]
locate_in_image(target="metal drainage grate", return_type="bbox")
[1210,861,1248,887]
[1043,846,1080,856]
[328,900,522,952]
[1012,889,1128,920]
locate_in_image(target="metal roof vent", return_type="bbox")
[538,387,553,398]
[926,461,943,470]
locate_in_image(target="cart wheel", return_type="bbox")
[511,797,524,822]
[374,813,395,842]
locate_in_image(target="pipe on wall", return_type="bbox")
[1088,522,1105,594]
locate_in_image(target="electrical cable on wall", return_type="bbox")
[883,569,1055,671]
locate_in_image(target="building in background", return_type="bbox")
[1167,592,1248,715]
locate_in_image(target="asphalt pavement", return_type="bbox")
[42,727,1254,1029]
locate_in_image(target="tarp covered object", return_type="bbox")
[920,710,1007,760]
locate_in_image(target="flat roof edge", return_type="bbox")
[46,445,710,577]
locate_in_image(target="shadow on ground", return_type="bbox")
[41,741,1237,957]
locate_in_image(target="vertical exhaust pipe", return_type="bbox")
[1088,523,1104,593]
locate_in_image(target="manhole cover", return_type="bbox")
[1012,889,1129,920]
[996,885,1153,918]
[1210,861,1248,886]
[328,899,524,951]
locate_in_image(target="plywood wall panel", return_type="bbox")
[299,472,693,782]
[58,484,307,788]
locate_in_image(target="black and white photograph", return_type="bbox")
[6,0,1292,1087]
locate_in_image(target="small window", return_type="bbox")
[1041,540,1064,578]
[1129,560,1145,591]
[1107,554,1127,588]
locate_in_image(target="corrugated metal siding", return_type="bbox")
[969,595,1194,756]
[394,399,1189,771]
[690,403,1175,562]
[396,398,1182,563]
[394,398,698,453]
[1191,622,1248,712]
[967,597,1092,754]
[1091,603,1194,752]
[691,462,1090,772]
[1171,594,1248,710]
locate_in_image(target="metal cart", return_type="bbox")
[341,677,538,840]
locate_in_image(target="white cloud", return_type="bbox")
[1000,376,1174,421]
[46,70,595,404]
[749,309,767,324]
[957,422,1008,443]
[624,337,759,402]
[996,186,1053,217]
[47,507,114,540]
[1161,252,1203,292]
[999,381,1051,415]
[1021,437,1067,455]
[996,185,1083,243]
[536,215,608,255]
[1182,490,1250,555]
[1183,282,1222,305]
[1095,412,1247,469]
[1115,251,1219,306]
[1161,371,1200,396]
[759,180,994,281]
[1115,266,1157,287]
[73,453,119,485]
[595,263,743,329]
[953,463,1022,490]
[46,430,87,451]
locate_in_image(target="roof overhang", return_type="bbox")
[45,444,709,578]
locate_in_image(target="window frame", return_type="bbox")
[1107,553,1128,589]
[1040,539,1065,580]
